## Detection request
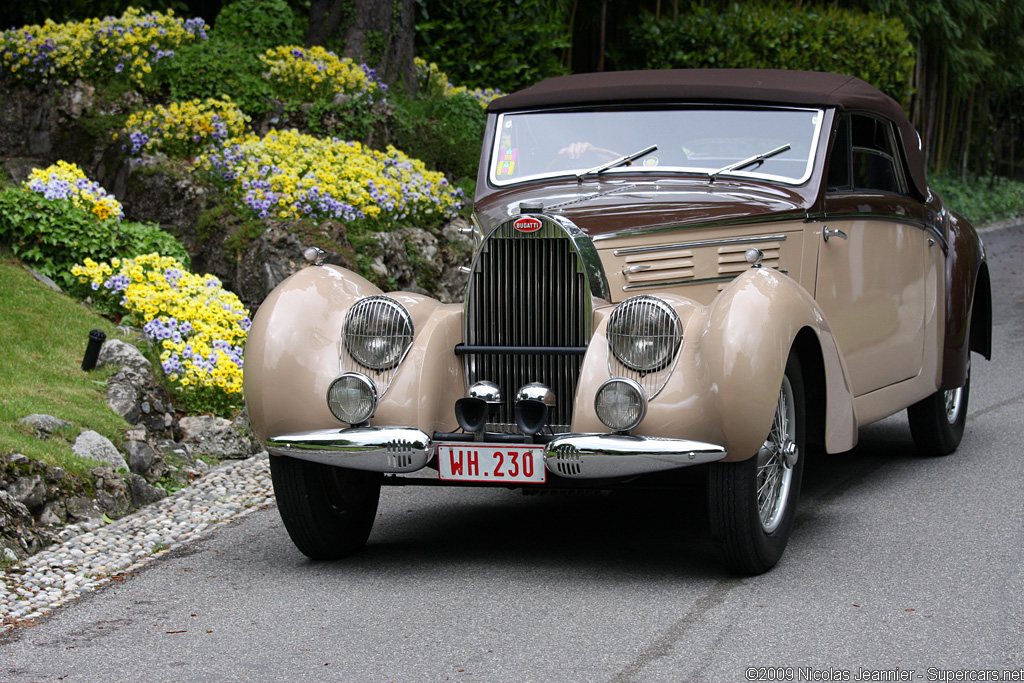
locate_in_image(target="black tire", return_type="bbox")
[269,455,382,560]
[907,360,970,456]
[708,353,806,575]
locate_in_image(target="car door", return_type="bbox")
[814,113,929,397]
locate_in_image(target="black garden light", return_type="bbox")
[81,329,106,371]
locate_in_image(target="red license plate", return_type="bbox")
[436,444,546,484]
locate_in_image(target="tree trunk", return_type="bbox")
[307,0,417,93]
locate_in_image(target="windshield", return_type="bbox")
[489,106,823,187]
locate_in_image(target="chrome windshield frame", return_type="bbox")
[488,104,825,189]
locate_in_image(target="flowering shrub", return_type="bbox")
[415,57,502,107]
[119,97,250,157]
[26,161,124,221]
[260,45,386,105]
[0,8,208,89]
[198,129,463,230]
[0,162,188,288]
[71,254,248,416]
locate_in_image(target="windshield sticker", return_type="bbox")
[497,147,518,175]
[643,156,659,167]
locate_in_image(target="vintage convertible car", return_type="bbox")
[244,69,991,574]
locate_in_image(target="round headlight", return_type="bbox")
[595,378,647,432]
[327,373,377,424]
[343,296,413,371]
[606,295,682,372]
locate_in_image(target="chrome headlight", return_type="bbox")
[595,378,647,432]
[327,373,378,425]
[606,295,683,372]
[343,296,414,371]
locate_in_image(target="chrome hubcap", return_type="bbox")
[944,386,963,424]
[944,358,970,424]
[757,376,797,533]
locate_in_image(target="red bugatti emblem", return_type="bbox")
[514,217,543,233]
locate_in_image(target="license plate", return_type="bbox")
[436,443,547,484]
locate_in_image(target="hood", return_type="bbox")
[473,176,813,238]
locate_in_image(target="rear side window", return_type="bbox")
[827,113,908,195]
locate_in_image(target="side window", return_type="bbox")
[849,114,907,194]
[827,115,852,191]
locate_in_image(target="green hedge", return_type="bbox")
[621,4,915,103]
[415,0,571,93]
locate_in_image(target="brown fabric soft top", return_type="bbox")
[487,69,927,199]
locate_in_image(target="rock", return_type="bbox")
[125,440,155,475]
[28,269,62,292]
[6,453,29,466]
[0,490,54,558]
[38,501,65,525]
[129,474,167,507]
[98,339,152,374]
[125,440,167,482]
[73,431,128,471]
[106,376,141,423]
[106,367,180,439]
[179,415,255,459]
[65,495,104,526]
[19,413,73,436]
[368,223,474,304]
[8,475,46,514]
[91,466,132,517]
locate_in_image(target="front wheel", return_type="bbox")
[907,359,970,456]
[270,455,382,560]
[708,353,806,575]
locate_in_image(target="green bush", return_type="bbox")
[390,91,487,180]
[621,4,915,103]
[213,0,306,51]
[152,38,272,117]
[929,172,1024,226]
[415,0,571,92]
[0,186,189,288]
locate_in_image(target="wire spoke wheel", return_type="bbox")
[709,352,805,574]
[756,377,798,533]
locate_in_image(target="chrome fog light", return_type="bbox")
[595,378,647,432]
[515,382,556,436]
[607,295,683,372]
[327,372,377,425]
[455,381,503,434]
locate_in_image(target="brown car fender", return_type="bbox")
[244,264,385,446]
[941,209,992,389]
[701,268,857,461]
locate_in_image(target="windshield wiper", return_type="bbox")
[577,144,658,181]
[708,144,791,182]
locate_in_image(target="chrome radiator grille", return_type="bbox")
[464,219,591,434]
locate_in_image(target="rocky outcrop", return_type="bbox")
[0,81,140,191]
[105,366,180,441]
[0,338,262,562]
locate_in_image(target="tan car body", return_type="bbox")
[246,70,990,497]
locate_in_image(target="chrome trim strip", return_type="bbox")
[614,233,788,257]
[809,211,948,250]
[621,271,788,291]
[595,214,802,242]
[545,434,726,478]
[266,427,431,472]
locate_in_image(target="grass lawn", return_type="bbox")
[0,254,134,476]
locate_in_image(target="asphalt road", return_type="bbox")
[3,225,1022,683]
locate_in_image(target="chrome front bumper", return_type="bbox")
[265,427,727,480]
